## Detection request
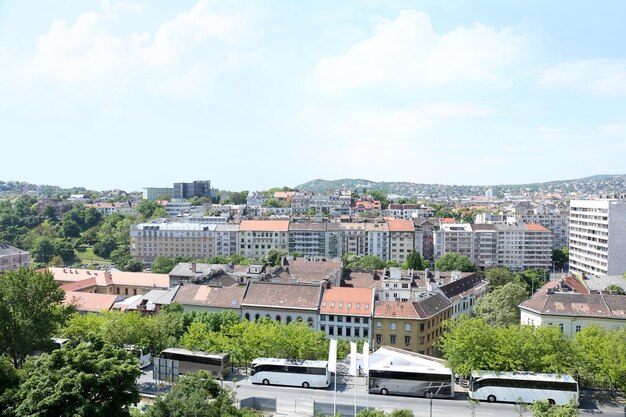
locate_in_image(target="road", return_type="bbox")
[138,367,625,417]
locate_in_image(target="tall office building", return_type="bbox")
[569,199,626,276]
[173,180,211,199]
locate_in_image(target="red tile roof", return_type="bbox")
[386,219,414,232]
[64,291,118,313]
[525,223,550,232]
[320,287,374,316]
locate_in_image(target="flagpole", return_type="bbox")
[334,371,337,417]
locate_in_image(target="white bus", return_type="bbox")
[159,348,230,378]
[250,358,331,389]
[369,364,454,398]
[468,371,579,405]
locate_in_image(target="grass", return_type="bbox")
[74,246,109,265]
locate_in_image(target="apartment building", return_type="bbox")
[434,224,473,259]
[0,243,29,272]
[471,224,498,268]
[239,220,289,259]
[366,223,389,260]
[414,218,439,260]
[373,294,452,356]
[214,224,239,257]
[173,180,211,199]
[508,211,569,250]
[130,222,216,262]
[495,224,552,269]
[84,202,136,216]
[569,199,626,277]
[143,187,174,201]
[387,219,415,264]
[319,287,375,342]
[288,222,342,258]
[387,204,434,219]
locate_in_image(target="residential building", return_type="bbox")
[414,218,439,260]
[173,284,246,314]
[569,199,626,277]
[246,191,266,207]
[64,291,119,313]
[494,224,552,269]
[241,282,323,328]
[84,202,136,216]
[288,222,342,258]
[130,222,217,263]
[510,211,569,250]
[163,199,193,216]
[373,294,452,356]
[519,275,626,337]
[471,224,498,268]
[0,243,29,272]
[238,220,289,259]
[434,224,473,259]
[387,219,415,263]
[319,287,375,341]
[173,180,211,199]
[378,268,413,301]
[143,187,174,201]
[215,224,240,257]
[49,268,170,297]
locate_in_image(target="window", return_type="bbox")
[420,323,425,332]
[337,327,343,336]
[575,325,582,333]
[390,322,397,331]
[376,321,382,330]
[405,323,411,332]
[376,334,382,344]
[559,324,564,333]
[419,336,425,344]
[404,336,411,346]
[390,335,396,344]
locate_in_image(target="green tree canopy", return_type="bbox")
[10,342,141,417]
[0,268,74,368]
[93,236,118,259]
[604,284,625,295]
[151,256,177,274]
[552,248,569,270]
[403,250,424,270]
[485,267,518,289]
[473,281,529,326]
[434,253,477,272]
[146,370,260,417]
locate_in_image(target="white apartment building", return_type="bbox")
[238,220,289,259]
[288,222,342,258]
[387,219,415,263]
[569,199,626,277]
[130,222,216,262]
[215,224,239,257]
[434,224,473,259]
[495,224,552,269]
[143,187,174,201]
[319,287,375,342]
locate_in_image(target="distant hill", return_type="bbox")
[295,175,626,197]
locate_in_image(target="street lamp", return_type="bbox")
[425,390,433,417]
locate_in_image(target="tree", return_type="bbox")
[93,236,118,259]
[435,253,477,272]
[0,268,73,367]
[403,250,423,270]
[151,256,176,274]
[552,248,569,270]
[473,281,529,326]
[485,267,518,289]
[572,325,626,391]
[53,239,76,264]
[146,370,259,417]
[604,284,625,295]
[62,219,82,238]
[263,249,285,267]
[530,400,579,417]
[84,207,103,228]
[355,256,386,270]
[136,200,160,219]
[124,258,143,272]
[10,342,141,417]
[30,237,56,264]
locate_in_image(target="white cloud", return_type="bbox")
[1,0,259,102]
[541,59,626,96]
[309,10,527,94]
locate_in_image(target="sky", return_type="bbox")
[1,0,625,192]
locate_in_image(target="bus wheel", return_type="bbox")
[262,379,270,385]
[302,382,310,388]
[381,388,389,395]
[487,395,496,403]
[548,399,555,406]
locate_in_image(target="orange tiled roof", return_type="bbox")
[239,220,290,232]
[387,219,414,232]
[525,223,550,232]
[64,291,117,312]
[320,287,374,316]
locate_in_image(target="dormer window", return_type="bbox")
[331,302,335,308]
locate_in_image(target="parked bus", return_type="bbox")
[468,371,579,405]
[368,364,454,398]
[250,358,331,389]
[158,348,230,378]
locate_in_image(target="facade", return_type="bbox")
[511,212,569,250]
[288,222,342,258]
[569,199,626,277]
[519,276,626,337]
[387,219,415,263]
[318,287,375,342]
[215,224,240,257]
[50,268,170,297]
[373,294,452,356]
[414,218,439,260]
[434,224,473,259]
[241,282,323,328]
[130,222,216,262]
[173,180,211,199]
[0,243,29,272]
[163,199,193,216]
[494,224,552,269]
[84,202,136,216]
[238,220,289,259]
[471,224,498,268]
[143,187,174,201]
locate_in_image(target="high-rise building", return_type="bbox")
[173,181,211,199]
[569,199,626,277]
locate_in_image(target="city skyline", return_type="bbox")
[1,0,625,191]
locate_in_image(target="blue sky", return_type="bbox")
[1,0,625,192]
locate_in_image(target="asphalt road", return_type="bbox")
[138,367,625,417]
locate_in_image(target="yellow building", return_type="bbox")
[373,294,451,356]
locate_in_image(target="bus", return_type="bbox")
[250,358,331,389]
[468,371,579,405]
[368,364,454,398]
[159,348,230,378]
